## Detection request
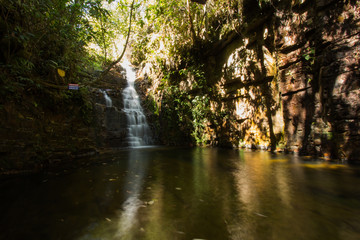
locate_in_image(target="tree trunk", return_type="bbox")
[186,0,198,44]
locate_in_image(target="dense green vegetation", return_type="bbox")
[1,0,259,145]
[0,0,311,148]
[130,0,277,146]
[1,0,359,167]
[0,0,134,109]
[0,0,138,170]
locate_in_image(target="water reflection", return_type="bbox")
[75,149,150,240]
[0,148,360,240]
[115,149,149,239]
[230,151,293,239]
[230,152,360,240]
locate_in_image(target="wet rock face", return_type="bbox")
[93,90,128,148]
[276,0,360,160]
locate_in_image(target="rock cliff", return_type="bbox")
[138,0,360,162]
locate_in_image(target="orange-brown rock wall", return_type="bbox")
[276,0,360,160]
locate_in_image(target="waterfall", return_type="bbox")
[122,60,151,147]
[100,89,112,107]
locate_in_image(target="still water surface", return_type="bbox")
[1,147,360,240]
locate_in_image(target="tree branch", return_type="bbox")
[93,0,135,84]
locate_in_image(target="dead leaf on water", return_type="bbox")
[254,212,267,217]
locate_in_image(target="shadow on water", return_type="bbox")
[0,148,360,240]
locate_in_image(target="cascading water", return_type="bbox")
[122,60,151,147]
[100,89,112,107]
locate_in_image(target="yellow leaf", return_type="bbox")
[337,16,344,23]
[57,68,65,77]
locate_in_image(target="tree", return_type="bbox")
[0,0,119,86]
[94,0,135,82]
